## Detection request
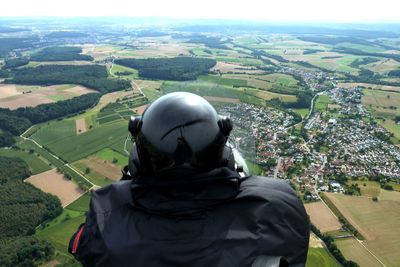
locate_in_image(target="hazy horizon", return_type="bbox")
[0,0,399,23]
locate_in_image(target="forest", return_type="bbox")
[0,156,62,266]
[0,131,15,147]
[30,46,94,61]
[5,64,130,93]
[115,57,216,80]
[3,57,30,69]
[0,37,38,57]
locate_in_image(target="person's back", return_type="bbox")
[69,92,309,266]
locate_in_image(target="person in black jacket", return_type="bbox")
[69,92,309,267]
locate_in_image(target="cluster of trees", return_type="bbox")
[302,49,322,55]
[0,156,62,266]
[3,57,29,69]
[349,57,380,68]
[0,157,30,184]
[30,46,93,61]
[251,49,289,63]
[115,57,216,81]
[388,70,400,78]
[0,112,32,135]
[0,69,10,78]
[5,64,130,94]
[0,236,54,267]
[311,224,359,267]
[186,35,230,49]
[395,116,400,123]
[0,93,100,136]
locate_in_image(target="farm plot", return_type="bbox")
[94,148,128,167]
[315,95,333,112]
[361,89,400,108]
[335,238,383,267]
[35,120,128,163]
[339,82,400,93]
[346,180,381,197]
[324,192,400,267]
[25,168,84,207]
[306,248,340,267]
[0,84,97,109]
[75,118,87,134]
[78,156,121,181]
[71,161,114,187]
[305,201,341,232]
[211,61,263,74]
[132,104,148,115]
[0,84,22,98]
[31,119,76,146]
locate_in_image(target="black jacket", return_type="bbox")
[69,167,309,267]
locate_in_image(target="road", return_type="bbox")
[273,157,282,179]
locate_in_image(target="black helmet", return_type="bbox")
[128,92,233,176]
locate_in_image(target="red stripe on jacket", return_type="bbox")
[72,226,85,254]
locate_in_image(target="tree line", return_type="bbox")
[0,93,100,137]
[5,64,130,94]
[115,57,216,81]
[311,224,359,267]
[0,64,129,147]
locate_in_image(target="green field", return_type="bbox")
[71,161,114,187]
[293,108,310,118]
[223,73,302,94]
[306,248,340,267]
[315,95,333,112]
[361,89,400,143]
[346,180,381,197]
[110,63,139,80]
[94,148,128,167]
[31,120,128,163]
[36,209,85,256]
[324,192,400,267]
[65,192,91,212]
[161,81,263,106]
[335,238,383,267]
[31,119,76,145]
[198,74,248,87]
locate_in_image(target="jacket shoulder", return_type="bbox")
[240,175,297,196]
[90,180,133,213]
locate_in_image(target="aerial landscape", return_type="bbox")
[0,4,400,266]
